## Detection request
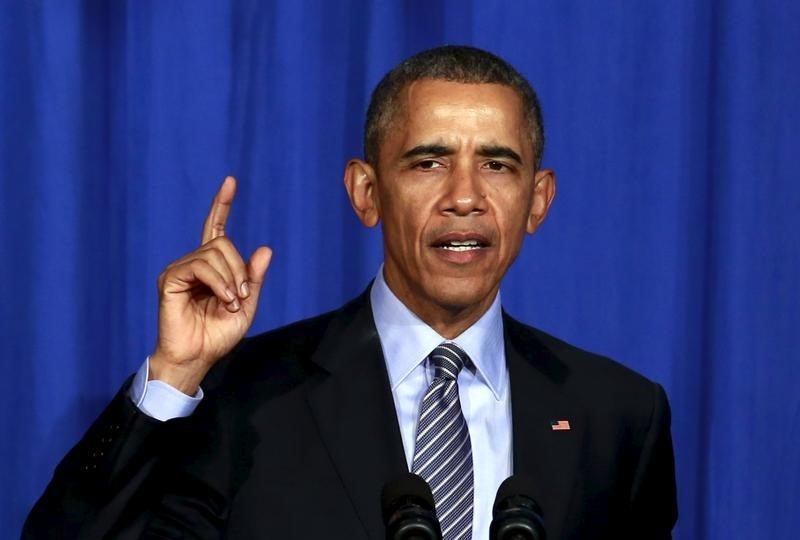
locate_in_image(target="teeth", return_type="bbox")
[449,240,478,246]
[441,240,482,251]
[442,245,480,251]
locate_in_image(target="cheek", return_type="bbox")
[386,186,434,224]
[380,195,431,251]
[493,197,533,248]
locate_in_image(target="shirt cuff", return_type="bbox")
[128,357,204,421]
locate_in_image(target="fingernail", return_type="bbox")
[230,298,240,310]
[240,282,250,297]
[225,288,235,302]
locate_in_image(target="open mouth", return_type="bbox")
[436,239,487,252]
[431,230,492,254]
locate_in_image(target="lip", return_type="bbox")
[430,231,491,247]
[430,231,492,265]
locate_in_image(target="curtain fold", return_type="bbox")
[2,2,798,538]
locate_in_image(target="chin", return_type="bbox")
[426,279,496,313]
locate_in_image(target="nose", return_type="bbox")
[440,164,487,216]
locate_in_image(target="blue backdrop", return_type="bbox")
[1,1,798,538]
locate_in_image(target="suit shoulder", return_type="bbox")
[504,314,664,413]
[240,291,369,358]
[242,309,338,358]
[203,294,368,390]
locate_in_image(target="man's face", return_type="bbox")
[348,80,555,331]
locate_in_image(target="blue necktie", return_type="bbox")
[411,343,474,539]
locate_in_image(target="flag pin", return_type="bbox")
[550,419,571,431]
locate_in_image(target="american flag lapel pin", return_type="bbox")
[550,419,571,431]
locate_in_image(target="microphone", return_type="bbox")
[381,473,442,540]
[490,475,546,540]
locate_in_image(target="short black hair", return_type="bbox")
[364,45,545,170]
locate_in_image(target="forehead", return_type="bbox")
[382,80,533,161]
[402,79,523,117]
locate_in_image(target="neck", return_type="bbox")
[382,273,498,340]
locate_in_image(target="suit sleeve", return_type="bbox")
[627,382,678,539]
[22,381,171,539]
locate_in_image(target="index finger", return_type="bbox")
[202,176,237,244]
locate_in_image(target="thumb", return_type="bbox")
[243,246,272,307]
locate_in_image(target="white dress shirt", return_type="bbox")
[129,356,202,421]
[370,268,512,540]
[130,267,513,539]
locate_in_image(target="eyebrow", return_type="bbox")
[399,143,523,165]
[477,144,522,165]
[400,144,453,161]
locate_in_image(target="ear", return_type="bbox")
[526,168,556,234]
[344,159,380,228]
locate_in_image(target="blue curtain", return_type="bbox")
[2,1,798,538]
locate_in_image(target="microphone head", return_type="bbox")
[381,473,436,523]
[381,473,441,540]
[493,474,543,515]
[491,474,546,540]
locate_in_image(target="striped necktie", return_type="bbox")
[411,343,474,539]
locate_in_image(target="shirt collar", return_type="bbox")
[370,266,506,400]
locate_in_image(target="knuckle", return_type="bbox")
[195,248,217,263]
[159,264,178,281]
[212,236,237,255]
[208,236,229,249]
[206,246,225,262]
[195,258,211,270]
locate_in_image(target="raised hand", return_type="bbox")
[149,176,272,394]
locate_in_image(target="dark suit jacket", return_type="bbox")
[24,290,677,539]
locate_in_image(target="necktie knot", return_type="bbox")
[429,343,467,381]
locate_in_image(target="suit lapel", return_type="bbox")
[306,293,407,539]
[303,297,587,539]
[504,314,585,540]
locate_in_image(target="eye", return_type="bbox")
[484,160,509,172]
[415,159,444,170]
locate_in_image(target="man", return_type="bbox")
[25,46,677,539]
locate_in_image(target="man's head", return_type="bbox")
[345,46,556,337]
[364,45,545,171]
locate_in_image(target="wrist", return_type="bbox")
[148,353,209,395]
